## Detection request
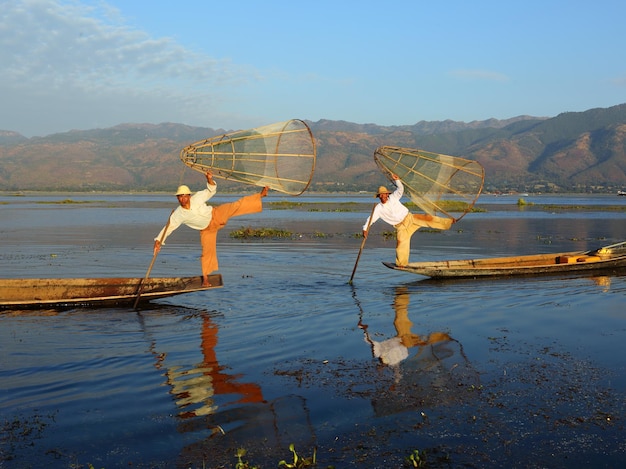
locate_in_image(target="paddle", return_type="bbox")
[349,204,377,285]
[133,209,175,310]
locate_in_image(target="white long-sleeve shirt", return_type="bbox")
[363,180,409,230]
[155,183,217,244]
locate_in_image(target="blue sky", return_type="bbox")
[2,0,625,137]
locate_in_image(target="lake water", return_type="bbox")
[1,193,626,468]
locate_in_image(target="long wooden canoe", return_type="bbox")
[0,274,222,308]
[383,242,626,279]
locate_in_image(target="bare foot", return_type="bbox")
[260,186,269,197]
[201,276,211,287]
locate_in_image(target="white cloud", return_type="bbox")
[0,0,260,136]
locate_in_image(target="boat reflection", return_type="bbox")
[359,286,481,415]
[590,275,611,291]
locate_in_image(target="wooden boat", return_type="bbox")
[383,242,626,279]
[0,274,222,308]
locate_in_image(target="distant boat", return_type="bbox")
[618,190,626,196]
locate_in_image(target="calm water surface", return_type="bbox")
[1,193,625,468]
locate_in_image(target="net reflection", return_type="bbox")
[359,286,481,415]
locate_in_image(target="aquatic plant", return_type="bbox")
[235,447,259,469]
[406,449,426,467]
[36,199,95,204]
[406,200,486,213]
[269,201,304,209]
[230,226,293,239]
[278,443,317,468]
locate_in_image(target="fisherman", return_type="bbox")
[154,171,268,286]
[362,174,453,266]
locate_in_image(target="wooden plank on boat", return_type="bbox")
[382,241,626,279]
[0,274,223,308]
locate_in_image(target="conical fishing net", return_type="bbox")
[374,146,485,221]
[180,119,316,195]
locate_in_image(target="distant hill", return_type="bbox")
[1,104,625,193]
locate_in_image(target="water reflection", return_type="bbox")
[157,315,265,419]
[143,311,316,465]
[590,275,612,291]
[358,287,481,416]
[360,287,453,368]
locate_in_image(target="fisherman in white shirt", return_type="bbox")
[362,174,453,266]
[154,171,268,286]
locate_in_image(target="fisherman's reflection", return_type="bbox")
[152,312,315,466]
[154,314,265,419]
[359,286,480,413]
[360,286,452,368]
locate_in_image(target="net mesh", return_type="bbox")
[374,146,484,221]
[180,119,316,195]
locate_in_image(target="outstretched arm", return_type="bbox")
[390,173,404,197]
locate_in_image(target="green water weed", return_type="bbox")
[235,448,259,469]
[406,448,426,467]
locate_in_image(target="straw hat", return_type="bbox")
[175,185,192,196]
[375,185,392,197]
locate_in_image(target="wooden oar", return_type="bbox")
[349,204,377,284]
[133,209,175,310]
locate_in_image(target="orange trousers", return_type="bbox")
[395,213,453,266]
[199,193,263,275]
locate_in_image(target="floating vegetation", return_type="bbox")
[230,226,293,239]
[268,201,362,213]
[233,444,333,469]
[406,449,426,468]
[406,200,486,213]
[540,204,626,211]
[36,199,96,204]
[235,447,259,469]
[1,411,57,461]
[268,201,304,210]
[278,443,326,468]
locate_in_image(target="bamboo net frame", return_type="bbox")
[374,146,485,222]
[180,119,316,195]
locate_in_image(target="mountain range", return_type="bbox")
[1,103,626,193]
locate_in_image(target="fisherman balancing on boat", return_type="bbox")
[362,174,453,266]
[154,171,269,287]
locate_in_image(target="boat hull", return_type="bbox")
[383,249,626,279]
[0,275,222,308]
